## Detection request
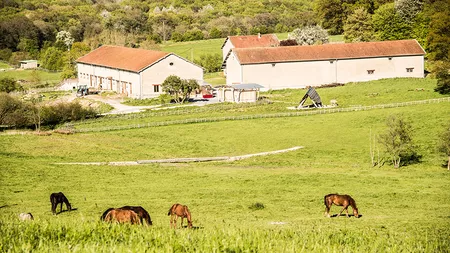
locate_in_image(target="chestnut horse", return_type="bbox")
[168,203,192,228]
[104,208,140,224]
[50,192,72,215]
[324,193,359,218]
[120,206,153,225]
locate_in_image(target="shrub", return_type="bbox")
[41,101,97,129]
[0,93,30,128]
[0,78,23,93]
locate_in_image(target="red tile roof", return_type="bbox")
[222,34,279,49]
[233,40,425,65]
[76,45,170,72]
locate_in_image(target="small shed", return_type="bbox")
[217,83,264,103]
[20,60,38,69]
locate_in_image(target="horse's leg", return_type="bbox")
[324,205,331,217]
[338,205,347,217]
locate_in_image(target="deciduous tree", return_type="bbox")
[378,115,420,168]
[288,25,329,45]
[162,75,199,103]
[344,7,375,42]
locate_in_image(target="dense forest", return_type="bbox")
[0,0,449,78]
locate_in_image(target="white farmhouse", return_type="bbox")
[76,45,203,99]
[224,39,426,90]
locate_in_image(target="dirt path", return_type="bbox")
[54,146,303,166]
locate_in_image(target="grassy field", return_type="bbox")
[1,74,450,251]
[0,68,62,88]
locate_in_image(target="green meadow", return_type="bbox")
[1,76,450,251]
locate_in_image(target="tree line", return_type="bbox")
[0,0,449,83]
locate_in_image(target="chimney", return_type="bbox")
[258,33,261,39]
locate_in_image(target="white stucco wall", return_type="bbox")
[140,54,204,99]
[225,53,242,85]
[226,54,424,90]
[77,63,138,95]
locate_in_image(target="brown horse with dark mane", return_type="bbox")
[101,206,152,225]
[50,192,72,215]
[104,208,140,224]
[168,203,192,228]
[120,206,152,225]
[324,193,359,218]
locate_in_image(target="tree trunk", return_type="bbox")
[448,156,450,170]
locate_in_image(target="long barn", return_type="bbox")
[224,39,426,90]
[76,45,203,99]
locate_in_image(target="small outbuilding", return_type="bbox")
[20,60,38,69]
[217,83,264,103]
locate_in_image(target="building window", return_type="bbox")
[169,62,174,66]
[388,57,392,60]
[406,68,414,73]
[272,63,276,67]
[367,70,375,74]
[329,60,334,64]
[154,85,160,93]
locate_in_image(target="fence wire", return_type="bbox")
[73,97,450,133]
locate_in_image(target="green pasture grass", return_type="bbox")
[0,69,61,88]
[160,38,224,61]
[68,78,445,131]
[1,76,449,251]
[0,61,11,69]
[204,72,226,85]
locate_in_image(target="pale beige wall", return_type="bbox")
[336,55,424,83]
[140,54,203,99]
[77,63,138,96]
[225,53,242,85]
[226,55,424,90]
[217,88,257,103]
[242,61,335,90]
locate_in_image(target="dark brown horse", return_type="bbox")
[168,203,192,228]
[120,206,153,225]
[50,192,72,215]
[104,208,140,224]
[324,193,359,218]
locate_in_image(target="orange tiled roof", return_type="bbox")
[233,40,425,65]
[222,34,279,49]
[76,45,170,72]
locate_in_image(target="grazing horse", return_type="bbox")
[19,212,34,221]
[120,206,153,225]
[324,193,359,218]
[50,192,72,215]
[104,208,140,224]
[168,203,192,228]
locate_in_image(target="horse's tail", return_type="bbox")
[101,208,114,221]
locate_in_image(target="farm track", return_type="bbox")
[71,97,450,133]
[53,146,303,165]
